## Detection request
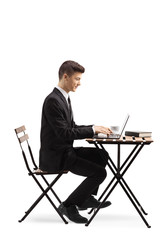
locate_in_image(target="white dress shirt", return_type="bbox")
[56,86,69,104]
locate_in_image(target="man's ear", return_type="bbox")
[63,73,68,80]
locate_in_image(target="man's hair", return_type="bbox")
[58,60,85,80]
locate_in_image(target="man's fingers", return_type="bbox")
[101,127,112,135]
[94,126,113,134]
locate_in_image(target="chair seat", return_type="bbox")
[33,168,68,175]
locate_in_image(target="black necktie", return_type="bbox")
[68,96,73,121]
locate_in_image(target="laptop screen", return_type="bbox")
[119,114,130,136]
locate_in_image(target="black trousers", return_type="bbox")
[63,147,109,207]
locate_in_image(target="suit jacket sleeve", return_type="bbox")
[45,98,94,140]
[73,121,93,129]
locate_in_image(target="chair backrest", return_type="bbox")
[15,125,38,174]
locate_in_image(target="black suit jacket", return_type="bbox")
[39,88,94,172]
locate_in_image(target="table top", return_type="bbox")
[86,136,153,145]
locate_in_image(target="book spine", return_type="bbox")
[139,133,151,137]
[125,131,139,137]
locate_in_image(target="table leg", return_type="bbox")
[86,142,151,227]
[101,143,148,215]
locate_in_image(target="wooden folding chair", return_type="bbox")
[15,125,68,224]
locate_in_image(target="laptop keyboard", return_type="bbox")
[96,133,120,139]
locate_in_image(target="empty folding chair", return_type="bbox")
[15,125,68,224]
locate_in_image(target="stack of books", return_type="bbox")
[125,131,152,138]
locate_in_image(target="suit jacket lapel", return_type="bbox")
[53,88,71,123]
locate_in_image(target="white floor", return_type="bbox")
[2,169,159,240]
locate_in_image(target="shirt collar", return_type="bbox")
[56,86,69,102]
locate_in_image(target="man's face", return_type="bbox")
[64,72,82,92]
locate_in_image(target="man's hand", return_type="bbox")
[94,126,112,135]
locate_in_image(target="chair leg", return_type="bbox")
[40,175,62,204]
[18,174,68,224]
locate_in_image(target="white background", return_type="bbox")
[0,0,160,239]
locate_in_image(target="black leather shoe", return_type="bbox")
[58,203,88,224]
[78,195,111,210]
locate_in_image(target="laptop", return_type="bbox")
[93,114,130,139]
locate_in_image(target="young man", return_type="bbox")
[39,60,112,224]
